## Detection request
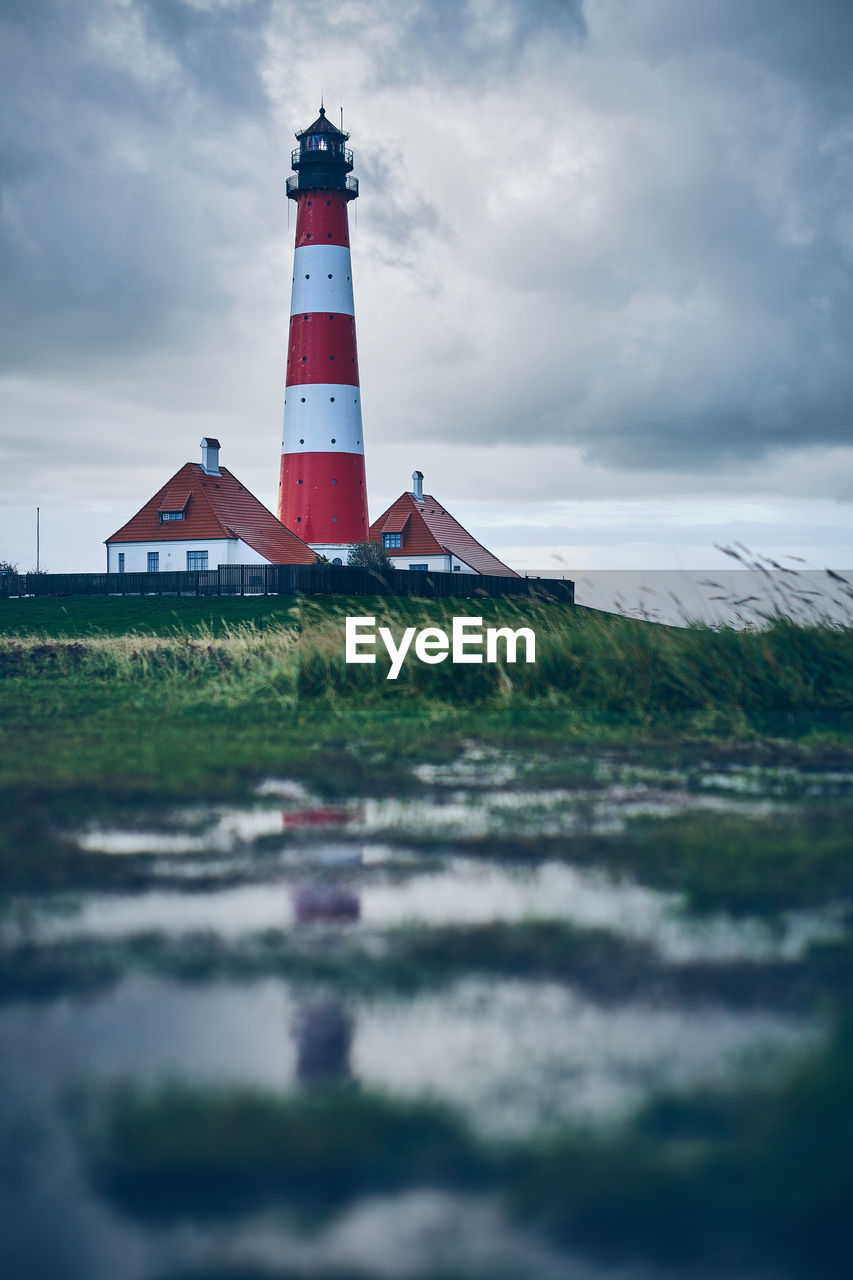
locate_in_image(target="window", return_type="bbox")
[332,557,343,565]
[409,563,428,571]
[147,552,159,572]
[117,552,125,574]
[453,565,461,572]
[187,551,208,571]
[304,135,342,156]
[383,533,401,548]
[159,511,184,523]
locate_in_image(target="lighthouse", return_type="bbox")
[277,107,368,561]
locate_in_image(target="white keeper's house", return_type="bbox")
[105,439,317,573]
[368,472,518,577]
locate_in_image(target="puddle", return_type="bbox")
[355,978,815,1136]
[76,805,310,855]
[416,747,853,802]
[9,745,848,1279]
[11,856,843,962]
[694,766,853,797]
[412,747,520,788]
[72,748,853,861]
[356,787,783,840]
[7,745,850,1280]
[74,783,787,859]
[361,860,843,963]
[0,974,816,1140]
[0,1157,678,1280]
[159,1191,593,1280]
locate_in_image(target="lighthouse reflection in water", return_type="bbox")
[290,819,361,1085]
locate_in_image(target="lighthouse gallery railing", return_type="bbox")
[285,174,359,198]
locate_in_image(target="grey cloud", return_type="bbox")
[357,144,446,265]
[474,518,853,549]
[364,5,853,469]
[2,0,853,536]
[291,0,586,87]
[619,0,853,105]
[139,0,273,114]
[375,0,586,85]
[0,0,275,372]
[0,146,228,371]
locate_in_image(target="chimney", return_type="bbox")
[200,437,221,475]
[412,470,423,502]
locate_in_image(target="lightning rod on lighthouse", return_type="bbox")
[277,107,368,561]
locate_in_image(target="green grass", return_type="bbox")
[0,594,299,637]
[541,808,853,914]
[77,1081,485,1217]
[1,594,851,752]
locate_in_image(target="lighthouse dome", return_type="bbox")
[297,105,349,144]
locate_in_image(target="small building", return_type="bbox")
[105,439,317,573]
[368,472,518,576]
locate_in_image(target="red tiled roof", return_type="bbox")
[369,491,518,577]
[157,489,191,514]
[106,463,318,565]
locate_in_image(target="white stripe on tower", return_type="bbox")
[282,386,363,453]
[290,247,355,316]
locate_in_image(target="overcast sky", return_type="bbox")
[1,0,852,573]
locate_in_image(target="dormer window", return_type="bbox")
[158,490,190,523]
[383,532,401,548]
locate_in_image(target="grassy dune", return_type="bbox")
[1,592,851,742]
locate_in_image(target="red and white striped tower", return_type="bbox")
[277,107,368,559]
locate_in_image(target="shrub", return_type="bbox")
[347,540,393,569]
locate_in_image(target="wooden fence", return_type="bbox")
[1,564,574,604]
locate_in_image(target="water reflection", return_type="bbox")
[291,883,361,924]
[6,746,852,1280]
[291,879,360,1085]
[282,804,359,829]
[9,855,843,962]
[292,997,354,1084]
[77,752,846,860]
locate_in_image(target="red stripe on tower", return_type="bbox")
[277,107,368,552]
[286,314,360,386]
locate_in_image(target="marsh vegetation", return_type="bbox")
[1,589,851,1277]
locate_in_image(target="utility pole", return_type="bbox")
[36,506,40,572]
